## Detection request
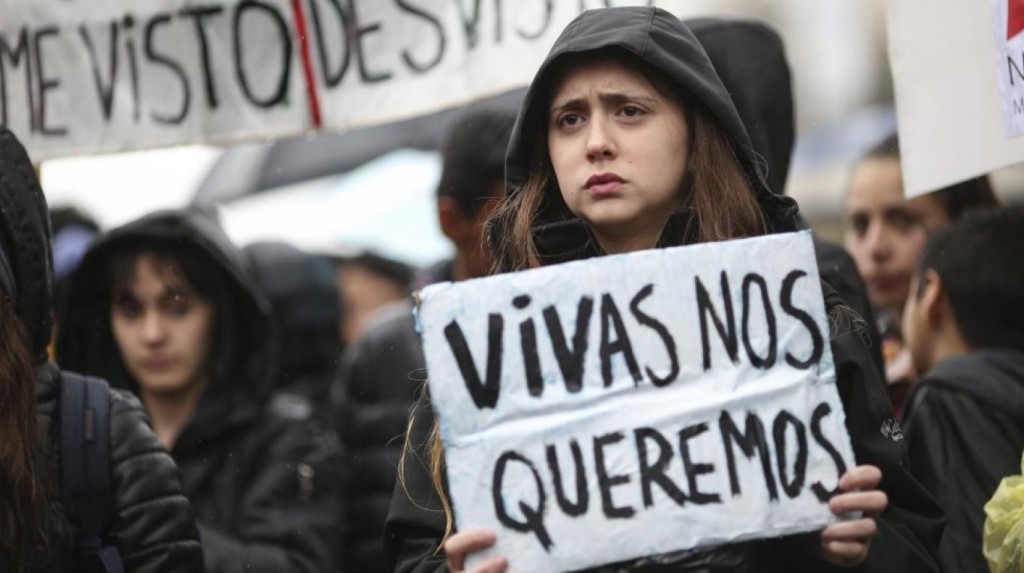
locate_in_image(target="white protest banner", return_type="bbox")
[417,231,856,573]
[888,0,1024,197]
[1,0,724,161]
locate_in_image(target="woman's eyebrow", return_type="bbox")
[550,91,658,115]
[550,97,585,116]
[596,91,658,106]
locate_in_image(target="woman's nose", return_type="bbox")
[865,223,892,262]
[585,117,616,161]
[140,312,167,344]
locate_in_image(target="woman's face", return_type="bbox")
[843,158,950,320]
[110,253,215,398]
[547,57,689,253]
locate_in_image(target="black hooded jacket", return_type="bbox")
[903,349,1024,573]
[56,209,343,573]
[386,8,941,573]
[0,127,204,572]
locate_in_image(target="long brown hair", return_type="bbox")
[0,293,48,566]
[409,50,769,551]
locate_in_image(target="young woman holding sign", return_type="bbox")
[387,8,942,572]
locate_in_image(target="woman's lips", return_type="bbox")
[868,275,902,293]
[142,357,175,370]
[585,173,625,196]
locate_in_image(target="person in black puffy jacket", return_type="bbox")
[0,126,204,572]
[57,208,344,573]
[385,8,943,573]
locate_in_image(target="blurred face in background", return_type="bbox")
[111,253,215,398]
[337,261,409,345]
[844,157,950,323]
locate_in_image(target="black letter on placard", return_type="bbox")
[1010,54,1024,87]
[0,28,33,129]
[351,0,392,83]
[179,5,224,109]
[780,270,824,369]
[79,21,119,120]
[741,273,777,368]
[719,411,778,500]
[772,410,808,499]
[696,272,739,370]
[520,315,543,397]
[635,427,686,508]
[516,0,553,39]
[546,441,588,516]
[396,0,445,73]
[121,16,140,123]
[33,27,65,135]
[307,0,352,87]
[543,297,592,393]
[444,315,503,409]
[809,402,847,502]
[678,422,720,505]
[630,284,679,387]
[145,14,190,125]
[594,431,634,518]
[492,451,553,551]
[599,293,642,387]
[234,1,292,108]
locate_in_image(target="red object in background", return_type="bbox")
[1010,0,1024,40]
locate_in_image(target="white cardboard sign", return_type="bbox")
[418,231,856,573]
[888,0,1024,197]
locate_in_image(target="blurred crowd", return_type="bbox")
[2,6,1024,573]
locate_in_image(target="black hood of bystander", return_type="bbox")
[56,209,276,405]
[0,127,54,363]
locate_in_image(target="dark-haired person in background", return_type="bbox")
[57,209,343,573]
[336,252,413,346]
[843,133,1001,412]
[0,127,204,572]
[901,206,1024,573]
[332,105,518,573]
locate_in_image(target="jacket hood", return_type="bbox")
[242,241,339,387]
[501,8,797,242]
[56,208,276,401]
[921,349,1024,420]
[687,18,795,197]
[0,127,53,362]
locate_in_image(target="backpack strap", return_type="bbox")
[59,371,124,573]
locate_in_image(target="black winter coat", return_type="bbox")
[35,363,206,572]
[903,349,1024,573]
[57,210,344,573]
[386,8,942,573]
[333,302,426,572]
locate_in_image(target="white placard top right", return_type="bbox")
[888,0,1024,197]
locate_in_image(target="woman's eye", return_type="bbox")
[890,211,917,231]
[558,112,582,127]
[621,105,643,117]
[114,301,142,319]
[847,215,869,237]
[164,295,193,316]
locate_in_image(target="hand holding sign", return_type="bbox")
[818,466,888,567]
